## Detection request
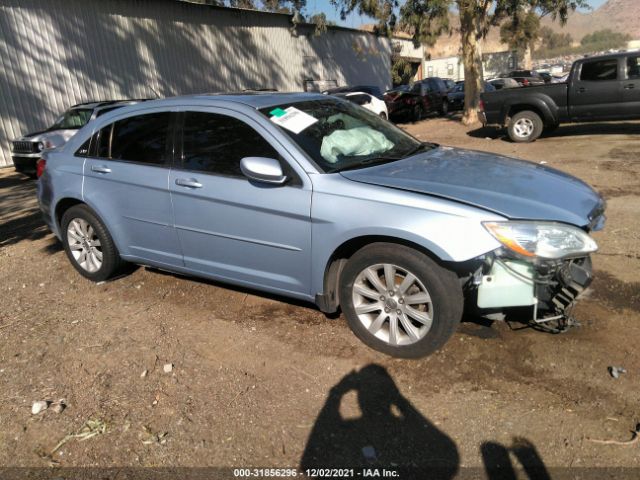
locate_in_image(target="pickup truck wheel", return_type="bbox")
[339,243,463,358]
[508,111,543,143]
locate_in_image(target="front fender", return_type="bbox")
[309,175,504,296]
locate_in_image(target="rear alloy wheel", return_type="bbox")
[508,110,543,143]
[339,243,463,358]
[61,204,124,282]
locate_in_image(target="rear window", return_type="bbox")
[580,59,618,81]
[95,112,170,165]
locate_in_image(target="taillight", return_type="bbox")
[36,158,46,178]
[479,100,485,111]
[523,79,529,86]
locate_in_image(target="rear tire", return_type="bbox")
[439,99,449,116]
[61,204,124,282]
[508,110,543,143]
[339,243,463,358]
[379,112,387,120]
[412,104,423,122]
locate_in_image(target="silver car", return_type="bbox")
[37,93,605,358]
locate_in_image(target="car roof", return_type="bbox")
[113,92,330,111]
[70,99,151,110]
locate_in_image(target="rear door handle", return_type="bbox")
[577,87,586,93]
[624,83,635,89]
[91,165,111,174]
[175,178,203,189]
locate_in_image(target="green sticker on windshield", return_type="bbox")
[270,108,287,117]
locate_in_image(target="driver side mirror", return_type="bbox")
[240,157,288,185]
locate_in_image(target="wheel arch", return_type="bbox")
[54,197,126,255]
[503,100,557,127]
[316,235,450,314]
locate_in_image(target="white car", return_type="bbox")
[334,92,389,120]
[10,100,145,177]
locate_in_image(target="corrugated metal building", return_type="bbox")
[0,0,391,167]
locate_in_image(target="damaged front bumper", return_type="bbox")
[470,252,593,329]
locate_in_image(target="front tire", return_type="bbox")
[61,204,124,282]
[508,110,543,143]
[339,243,463,358]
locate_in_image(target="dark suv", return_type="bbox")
[384,77,450,121]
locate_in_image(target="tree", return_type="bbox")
[500,9,540,69]
[499,1,586,70]
[581,29,631,50]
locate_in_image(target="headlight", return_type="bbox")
[37,141,45,152]
[483,221,598,259]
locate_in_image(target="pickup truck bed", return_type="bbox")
[481,52,640,142]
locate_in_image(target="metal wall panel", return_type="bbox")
[0,0,391,167]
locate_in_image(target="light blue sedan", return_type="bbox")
[37,93,605,357]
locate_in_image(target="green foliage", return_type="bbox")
[581,29,631,48]
[538,25,573,50]
[308,13,336,35]
[499,10,540,53]
[391,56,416,85]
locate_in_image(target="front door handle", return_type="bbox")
[175,178,203,189]
[624,83,635,89]
[91,165,111,174]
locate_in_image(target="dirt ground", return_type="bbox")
[1,118,639,478]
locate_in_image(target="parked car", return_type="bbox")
[539,72,553,83]
[502,70,546,87]
[10,100,146,177]
[447,82,495,111]
[487,78,520,90]
[384,77,450,121]
[442,78,457,92]
[38,93,605,358]
[332,92,389,119]
[481,52,640,142]
[322,85,384,100]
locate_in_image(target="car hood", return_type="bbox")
[340,146,605,229]
[18,129,78,148]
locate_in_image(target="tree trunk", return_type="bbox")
[522,43,533,70]
[458,3,484,126]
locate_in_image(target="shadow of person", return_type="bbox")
[300,364,459,478]
[481,438,551,480]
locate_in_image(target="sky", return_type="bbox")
[312,0,609,29]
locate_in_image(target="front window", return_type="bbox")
[50,109,93,130]
[260,98,429,173]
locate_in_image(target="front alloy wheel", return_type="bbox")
[340,243,463,358]
[352,264,433,346]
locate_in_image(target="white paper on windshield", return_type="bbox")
[269,107,318,134]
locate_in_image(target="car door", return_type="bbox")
[83,110,183,267]
[569,57,623,120]
[169,109,312,297]
[621,54,640,117]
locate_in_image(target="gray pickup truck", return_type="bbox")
[480,52,640,142]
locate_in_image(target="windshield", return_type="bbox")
[259,98,430,173]
[50,108,93,130]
